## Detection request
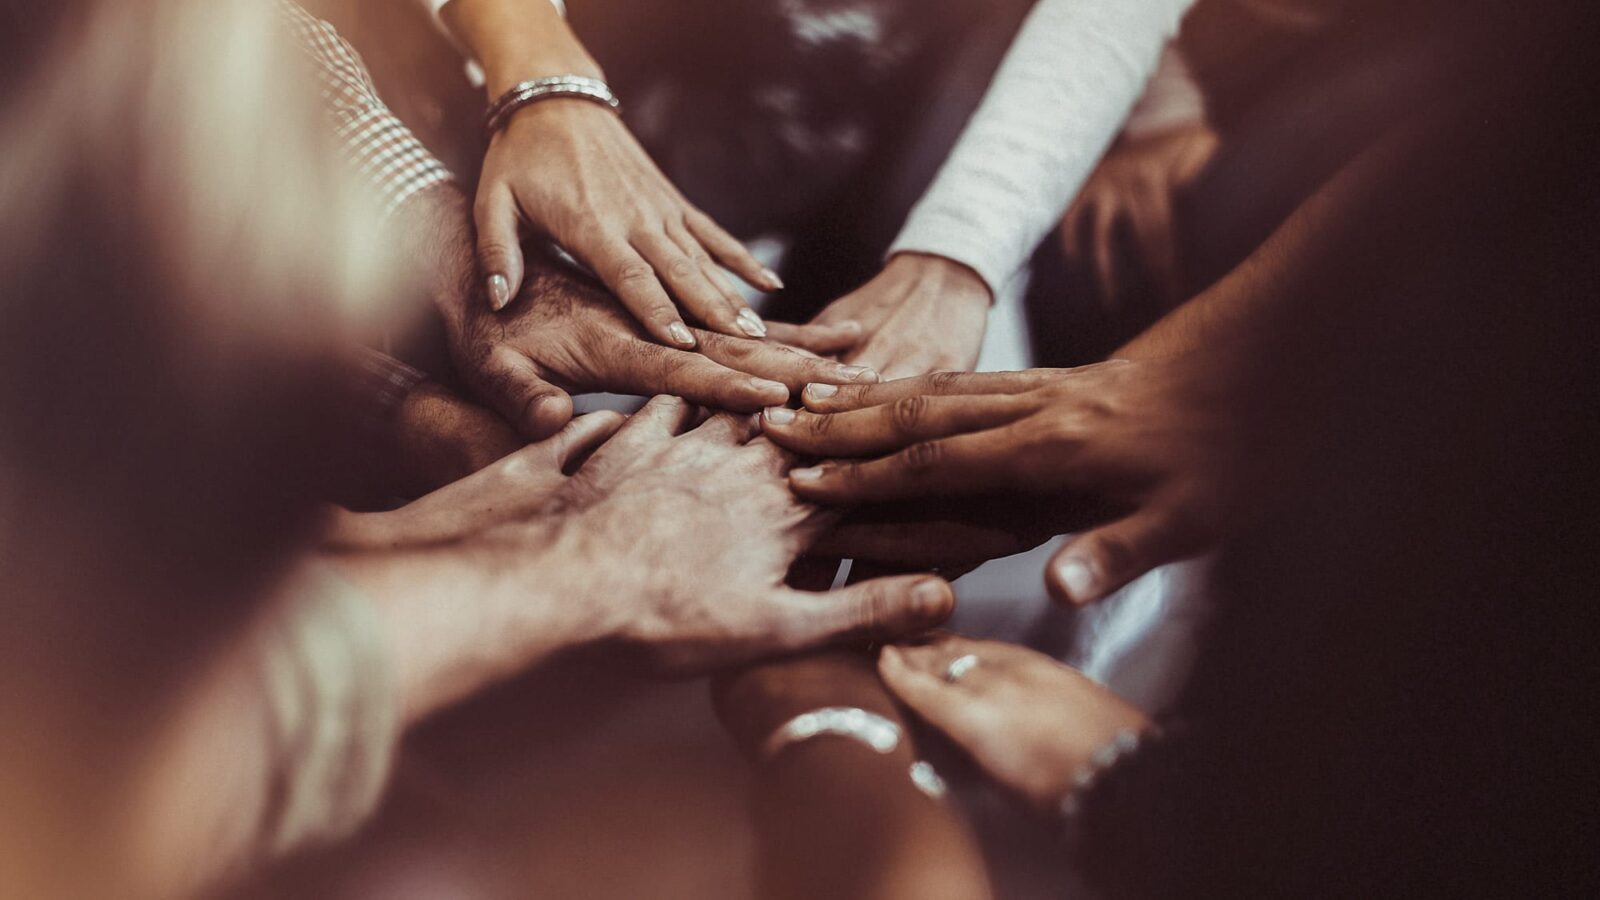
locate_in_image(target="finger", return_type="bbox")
[547,410,627,468]
[764,320,864,355]
[667,219,763,337]
[1046,506,1207,606]
[480,349,575,440]
[800,369,1067,413]
[1092,198,1121,306]
[689,411,761,445]
[619,342,791,409]
[696,331,879,392]
[591,240,696,348]
[761,392,1032,457]
[616,394,698,440]
[1059,196,1092,262]
[474,188,525,311]
[635,230,747,338]
[685,207,782,292]
[890,634,990,679]
[877,646,987,735]
[788,426,1028,504]
[810,520,1040,570]
[772,575,955,652]
[1128,184,1182,305]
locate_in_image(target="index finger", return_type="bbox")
[589,239,697,348]
[761,392,1032,457]
[801,369,1070,413]
[787,424,1034,504]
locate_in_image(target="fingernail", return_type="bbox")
[750,377,788,399]
[488,274,511,311]
[1055,557,1096,604]
[736,309,768,338]
[834,320,863,334]
[669,323,696,347]
[911,579,951,618]
[790,466,824,483]
[763,406,795,425]
[761,267,785,290]
[804,383,839,400]
[837,365,879,384]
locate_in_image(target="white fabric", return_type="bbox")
[889,0,1198,296]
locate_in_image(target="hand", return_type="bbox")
[537,396,957,674]
[326,411,625,550]
[761,359,1241,605]
[1061,122,1219,310]
[810,253,992,380]
[476,100,782,343]
[878,635,1148,812]
[444,243,878,439]
[380,381,527,498]
[807,496,1062,578]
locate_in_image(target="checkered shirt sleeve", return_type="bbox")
[276,1,454,218]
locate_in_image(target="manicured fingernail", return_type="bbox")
[804,383,838,400]
[761,267,785,290]
[750,377,788,398]
[1055,558,1096,604]
[791,466,824,483]
[737,309,767,337]
[911,579,951,618]
[487,274,511,311]
[763,406,795,425]
[837,365,878,384]
[669,323,696,347]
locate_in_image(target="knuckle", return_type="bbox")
[614,261,657,288]
[887,395,929,435]
[898,440,945,474]
[926,371,963,393]
[666,256,698,280]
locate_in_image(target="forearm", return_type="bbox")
[438,0,602,94]
[716,653,992,900]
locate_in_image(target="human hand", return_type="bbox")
[536,396,956,674]
[327,410,624,550]
[1061,122,1219,310]
[379,381,526,498]
[878,634,1148,812]
[476,100,782,343]
[444,242,876,439]
[810,253,992,380]
[761,360,1239,605]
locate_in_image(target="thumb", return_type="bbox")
[482,350,574,441]
[475,189,525,311]
[545,410,626,469]
[1046,507,1203,606]
[776,575,954,652]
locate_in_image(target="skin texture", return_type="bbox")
[809,253,994,380]
[380,381,528,498]
[1061,122,1220,311]
[878,634,1149,812]
[762,360,1241,606]
[441,0,781,338]
[410,184,875,441]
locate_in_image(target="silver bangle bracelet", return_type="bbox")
[483,75,620,137]
[759,706,901,761]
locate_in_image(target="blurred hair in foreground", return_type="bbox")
[0,0,389,894]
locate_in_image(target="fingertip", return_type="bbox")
[1046,551,1100,607]
[668,322,697,348]
[762,406,796,427]
[910,577,955,625]
[522,392,575,440]
[487,274,511,311]
[747,377,790,407]
[801,382,842,409]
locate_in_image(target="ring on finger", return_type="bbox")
[945,654,979,684]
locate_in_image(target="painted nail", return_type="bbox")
[838,365,879,383]
[790,466,824,483]
[487,274,511,311]
[669,323,696,347]
[737,309,768,337]
[760,267,785,290]
[763,406,796,425]
[804,383,839,400]
[1055,558,1096,603]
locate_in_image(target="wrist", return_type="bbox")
[444,0,603,95]
[888,252,994,307]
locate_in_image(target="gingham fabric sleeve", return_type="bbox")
[276,1,454,217]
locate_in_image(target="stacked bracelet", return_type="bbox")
[483,75,621,138]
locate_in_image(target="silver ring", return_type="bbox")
[944,654,979,683]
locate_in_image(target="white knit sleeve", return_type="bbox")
[890,0,1197,296]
